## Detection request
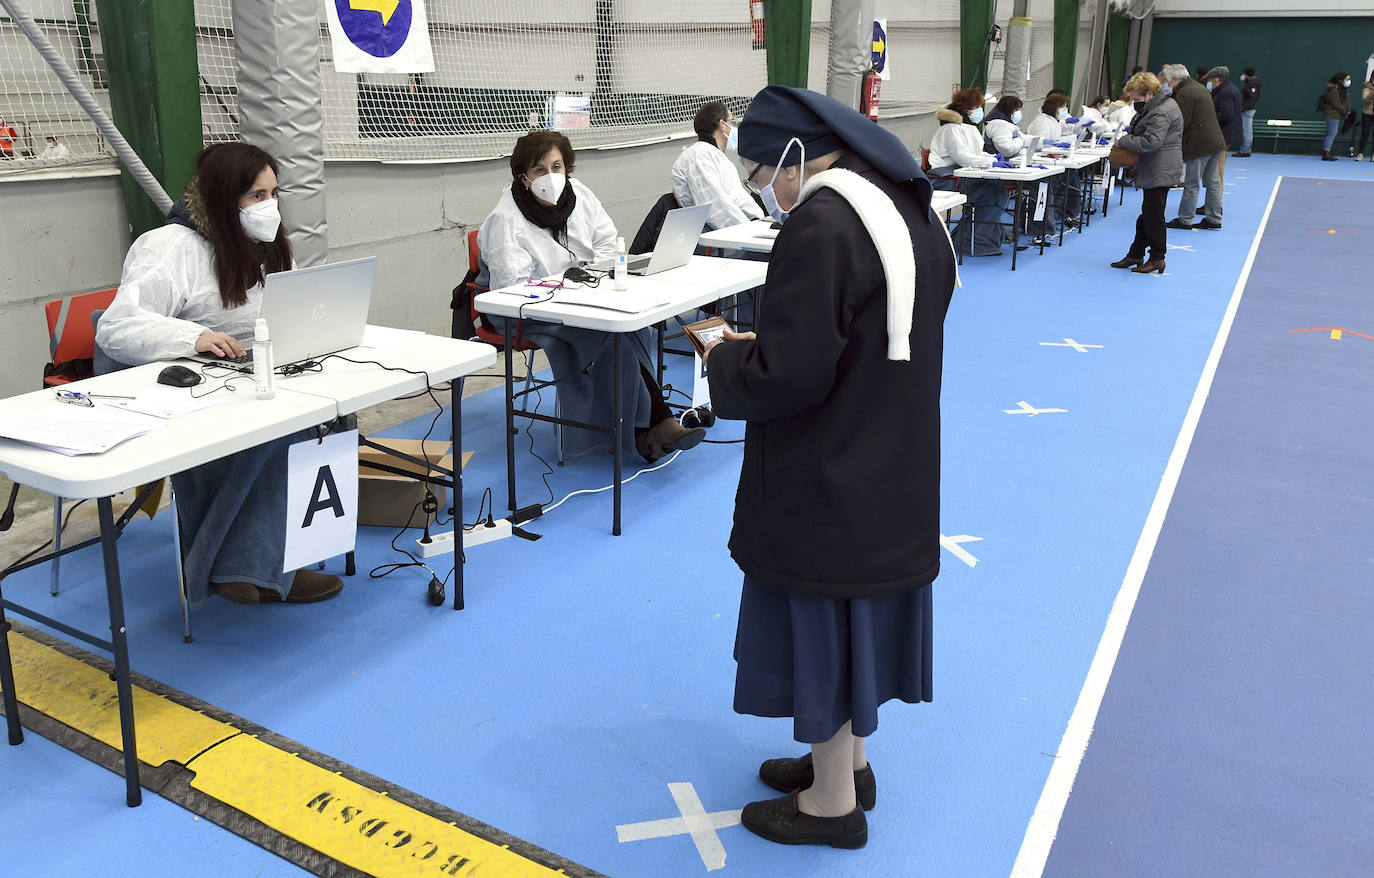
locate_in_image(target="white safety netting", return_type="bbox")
[4,0,1082,170]
[197,0,772,161]
[0,0,116,172]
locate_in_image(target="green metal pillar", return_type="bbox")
[764,0,813,88]
[93,0,202,237]
[1104,11,1130,99]
[961,0,996,92]
[1053,0,1080,94]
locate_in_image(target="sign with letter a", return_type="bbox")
[284,429,359,572]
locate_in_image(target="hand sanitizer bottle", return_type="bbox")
[252,318,275,400]
[614,237,628,290]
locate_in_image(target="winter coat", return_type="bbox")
[1172,77,1227,160]
[1320,82,1350,119]
[1115,92,1184,190]
[1240,74,1262,112]
[1211,78,1244,146]
[707,152,956,599]
[928,107,993,169]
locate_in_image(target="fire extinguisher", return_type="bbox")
[861,68,881,121]
[749,1,765,50]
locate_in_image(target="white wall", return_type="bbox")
[1152,0,1374,15]
[0,114,934,400]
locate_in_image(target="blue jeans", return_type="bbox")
[1323,118,1340,151]
[173,430,311,604]
[1241,109,1255,152]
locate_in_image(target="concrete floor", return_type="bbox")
[0,348,539,572]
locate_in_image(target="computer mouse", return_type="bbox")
[157,364,202,387]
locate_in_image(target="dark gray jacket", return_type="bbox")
[1173,77,1227,160]
[1211,78,1244,145]
[1117,92,1184,190]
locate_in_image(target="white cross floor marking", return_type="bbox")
[1167,243,1196,252]
[1039,338,1103,352]
[615,782,741,872]
[941,533,984,567]
[1003,400,1068,416]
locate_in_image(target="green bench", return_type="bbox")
[1253,119,1328,154]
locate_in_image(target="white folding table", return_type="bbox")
[697,191,969,255]
[474,256,767,535]
[0,330,494,805]
[954,164,1065,270]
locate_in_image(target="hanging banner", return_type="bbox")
[872,19,890,81]
[284,429,359,572]
[326,0,435,74]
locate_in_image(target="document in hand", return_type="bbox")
[0,404,165,455]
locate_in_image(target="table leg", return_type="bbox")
[612,334,623,536]
[451,377,465,611]
[96,496,142,807]
[1011,183,1021,271]
[1102,165,1111,218]
[0,594,22,746]
[503,317,517,514]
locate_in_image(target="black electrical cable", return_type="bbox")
[1,498,90,576]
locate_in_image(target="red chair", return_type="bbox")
[42,287,116,386]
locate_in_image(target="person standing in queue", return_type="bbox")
[702,85,958,849]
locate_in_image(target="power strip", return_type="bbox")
[415,518,512,558]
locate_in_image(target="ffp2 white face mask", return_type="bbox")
[239,198,280,242]
[525,171,567,204]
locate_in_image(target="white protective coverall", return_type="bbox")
[670,140,763,230]
[97,224,264,365]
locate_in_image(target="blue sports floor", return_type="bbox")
[2,154,1371,877]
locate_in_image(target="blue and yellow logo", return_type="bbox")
[336,0,413,59]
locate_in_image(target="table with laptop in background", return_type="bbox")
[474,204,768,536]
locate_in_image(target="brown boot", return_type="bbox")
[1111,255,1144,269]
[644,417,706,458]
[212,580,277,604]
[286,569,344,603]
[1131,259,1166,275]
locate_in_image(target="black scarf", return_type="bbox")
[511,177,578,242]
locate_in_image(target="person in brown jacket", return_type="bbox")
[1318,72,1352,161]
[1161,63,1226,230]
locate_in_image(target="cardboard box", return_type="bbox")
[357,439,472,528]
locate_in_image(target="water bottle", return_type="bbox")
[614,237,628,290]
[252,318,275,400]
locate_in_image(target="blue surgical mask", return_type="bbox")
[1012,109,1023,124]
[725,123,738,152]
[1162,83,1173,96]
[970,107,984,124]
[1206,82,1214,92]
[1057,107,1069,121]
[757,136,805,225]
[1344,79,1352,87]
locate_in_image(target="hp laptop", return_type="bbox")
[190,256,377,371]
[1018,135,1044,168]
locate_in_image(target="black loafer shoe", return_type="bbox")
[1195,219,1222,230]
[741,793,867,849]
[759,753,877,811]
[1165,218,1194,230]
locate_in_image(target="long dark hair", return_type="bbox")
[194,142,292,309]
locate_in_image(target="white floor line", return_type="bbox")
[1008,175,1286,878]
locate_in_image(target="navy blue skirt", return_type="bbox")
[733,574,933,744]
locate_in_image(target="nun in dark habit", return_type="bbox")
[703,85,959,849]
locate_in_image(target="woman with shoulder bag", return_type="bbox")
[1110,72,1184,275]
